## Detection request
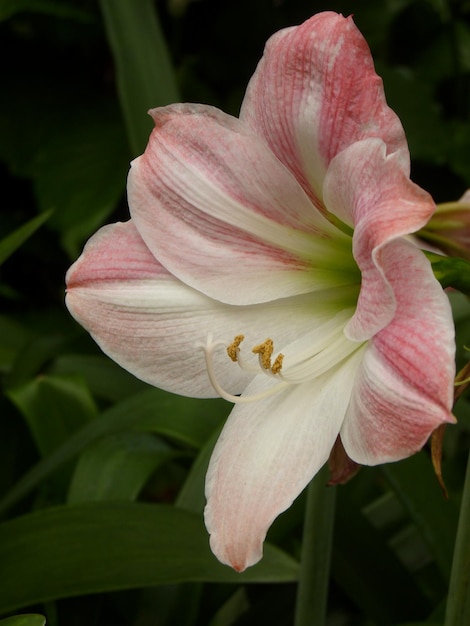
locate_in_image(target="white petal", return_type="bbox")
[204,348,365,571]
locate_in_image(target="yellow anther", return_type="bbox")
[271,353,284,374]
[227,334,245,362]
[252,338,284,374]
[252,339,274,370]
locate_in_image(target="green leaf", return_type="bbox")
[176,425,222,514]
[0,315,33,374]
[378,64,446,164]
[396,622,442,626]
[33,105,130,258]
[442,451,470,626]
[381,452,459,578]
[449,122,470,185]
[0,211,52,266]
[0,389,228,516]
[99,0,180,155]
[0,616,46,626]
[5,333,76,390]
[67,432,180,503]
[49,354,149,402]
[427,253,470,295]
[0,502,299,614]
[0,0,92,21]
[7,376,98,457]
[332,486,430,623]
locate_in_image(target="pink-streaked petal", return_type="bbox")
[65,221,352,397]
[323,138,436,341]
[204,348,365,572]
[65,221,229,397]
[240,12,409,206]
[341,240,455,465]
[128,103,354,306]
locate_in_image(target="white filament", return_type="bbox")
[197,334,289,404]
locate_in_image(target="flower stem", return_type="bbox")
[444,450,470,626]
[294,465,336,626]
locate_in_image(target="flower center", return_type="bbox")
[197,309,364,405]
[198,333,289,404]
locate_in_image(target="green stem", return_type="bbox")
[294,465,336,626]
[445,451,470,626]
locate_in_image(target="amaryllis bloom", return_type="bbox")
[65,12,456,572]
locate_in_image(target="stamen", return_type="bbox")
[271,353,284,374]
[252,339,274,369]
[227,334,245,362]
[252,338,284,374]
[197,334,289,404]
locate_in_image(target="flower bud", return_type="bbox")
[419,190,470,260]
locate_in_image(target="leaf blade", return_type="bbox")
[99,0,180,155]
[0,502,298,614]
[0,211,52,266]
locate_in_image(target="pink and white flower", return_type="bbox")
[65,12,456,572]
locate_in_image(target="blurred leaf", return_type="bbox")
[332,488,430,623]
[33,106,130,258]
[378,65,446,164]
[0,616,46,626]
[456,18,470,71]
[176,425,222,514]
[49,354,148,402]
[67,432,180,503]
[0,315,33,374]
[424,0,450,20]
[449,290,470,324]
[0,388,228,515]
[417,18,470,83]
[6,333,74,389]
[0,502,299,613]
[426,253,470,295]
[99,0,180,155]
[449,122,470,185]
[381,452,459,578]
[0,0,92,21]
[208,588,250,626]
[7,375,98,457]
[0,211,52,266]
[393,623,441,626]
[0,87,129,258]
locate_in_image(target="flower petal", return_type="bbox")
[65,221,226,397]
[323,138,436,340]
[204,348,365,572]
[65,221,353,397]
[128,103,354,306]
[341,239,455,465]
[240,12,409,205]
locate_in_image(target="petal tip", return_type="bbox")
[208,533,263,573]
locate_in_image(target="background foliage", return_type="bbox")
[1,0,470,624]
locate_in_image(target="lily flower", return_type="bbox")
[65,12,456,572]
